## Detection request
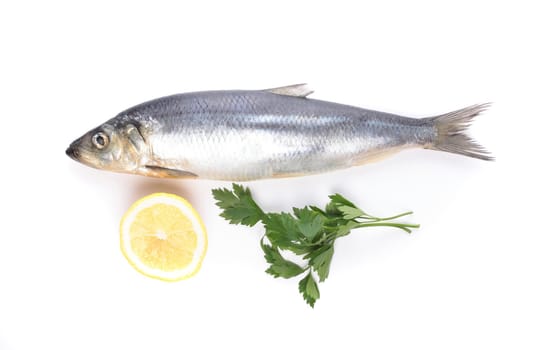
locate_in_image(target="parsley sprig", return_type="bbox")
[212,184,419,307]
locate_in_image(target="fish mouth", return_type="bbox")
[65,145,80,161]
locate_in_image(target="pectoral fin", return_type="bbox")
[264,83,313,98]
[143,165,198,179]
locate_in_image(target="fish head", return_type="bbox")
[66,120,148,174]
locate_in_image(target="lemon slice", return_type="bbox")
[120,193,207,281]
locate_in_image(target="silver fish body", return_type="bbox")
[66,84,492,180]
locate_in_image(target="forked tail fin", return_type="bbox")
[426,103,494,161]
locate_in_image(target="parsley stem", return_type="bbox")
[361,211,414,222]
[354,222,420,234]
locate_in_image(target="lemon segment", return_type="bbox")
[120,193,207,281]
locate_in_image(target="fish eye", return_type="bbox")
[92,132,109,149]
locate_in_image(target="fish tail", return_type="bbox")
[426,103,494,161]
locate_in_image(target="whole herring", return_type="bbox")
[66,84,493,180]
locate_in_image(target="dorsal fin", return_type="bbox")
[264,84,313,98]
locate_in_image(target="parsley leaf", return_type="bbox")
[328,193,358,208]
[212,183,265,226]
[261,237,306,278]
[299,271,320,308]
[306,245,334,282]
[293,207,324,242]
[337,205,366,220]
[212,184,420,308]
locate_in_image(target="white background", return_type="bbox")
[1,1,549,349]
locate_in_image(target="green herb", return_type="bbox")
[212,184,420,307]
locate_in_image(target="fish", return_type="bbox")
[66,84,492,181]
